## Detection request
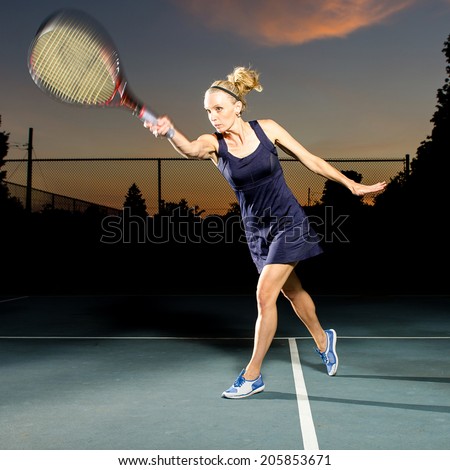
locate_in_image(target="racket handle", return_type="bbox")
[139,108,175,139]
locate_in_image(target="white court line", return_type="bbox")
[286,336,450,340]
[0,296,29,304]
[1,336,450,340]
[288,337,319,451]
[0,336,449,340]
[0,336,257,340]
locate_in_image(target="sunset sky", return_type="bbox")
[1,0,449,211]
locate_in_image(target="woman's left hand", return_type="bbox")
[349,181,387,196]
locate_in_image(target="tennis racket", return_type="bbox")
[27,8,174,138]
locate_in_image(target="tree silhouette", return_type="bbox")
[320,170,364,209]
[409,33,450,277]
[372,34,450,293]
[225,201,241,217]
[376,33,450,211]
[0,122,23,214]
[0,123,10,204]
[409,34,450,197]
[158,198,205,218]
[123,182,148,218]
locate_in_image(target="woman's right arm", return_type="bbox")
[144,116,218,162]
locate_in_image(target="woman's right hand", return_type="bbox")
[143,115,174,138]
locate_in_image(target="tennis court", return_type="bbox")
[1,294,449,453]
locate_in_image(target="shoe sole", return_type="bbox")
[221,385,265,399]
[327,329,338,376]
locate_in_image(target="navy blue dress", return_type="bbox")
[216,120,323,273]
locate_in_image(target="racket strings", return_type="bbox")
[31,20,117,106]
[42,26,85,101]
[70,27,112,104]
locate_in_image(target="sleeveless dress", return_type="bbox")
[216,120,323,273]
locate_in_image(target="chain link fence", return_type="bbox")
[4,156,407,215]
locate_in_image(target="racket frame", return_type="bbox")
[28,8,174,138]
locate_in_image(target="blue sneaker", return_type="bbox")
[221,369,265,399]
[315,329,338,376]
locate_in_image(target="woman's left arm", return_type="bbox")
[260,119,386,196]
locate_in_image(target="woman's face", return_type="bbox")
[204,91,242,133]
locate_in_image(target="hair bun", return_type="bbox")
[228,66,263,94]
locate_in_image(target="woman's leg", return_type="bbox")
[243,263,296,380]
[222,263,337,397]
[281,268,338,376]
[281,269,327,351]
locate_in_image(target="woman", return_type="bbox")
[145,66,386,399]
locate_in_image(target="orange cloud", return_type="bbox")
[174,0,416,46]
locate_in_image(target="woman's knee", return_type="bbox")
[256,263,296,311]
[255,286,278,312]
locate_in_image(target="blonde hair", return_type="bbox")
[208,66,263,112]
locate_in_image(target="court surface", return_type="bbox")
[0,294,449,451]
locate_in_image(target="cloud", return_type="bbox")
[175,0,416,46]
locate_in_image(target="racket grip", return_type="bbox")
[139,108,175,139]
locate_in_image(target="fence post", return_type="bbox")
[405,154,410,177]
[25,127,33,213]
[157,158,162,215]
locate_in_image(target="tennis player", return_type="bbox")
[145,66,386,399]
